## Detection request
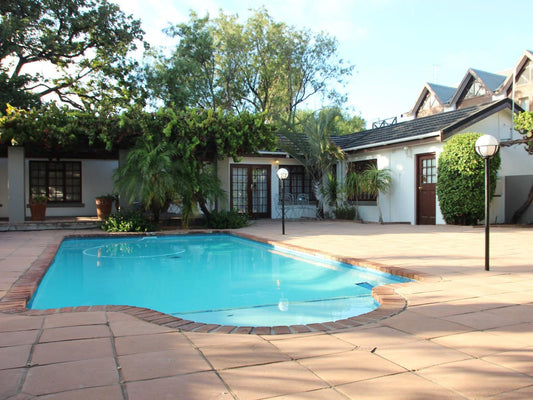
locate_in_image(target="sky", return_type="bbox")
[113,0,533,127]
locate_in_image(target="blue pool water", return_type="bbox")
[28,234,411,326]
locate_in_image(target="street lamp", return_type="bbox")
[276,168,289,235]
[475,134,500,271]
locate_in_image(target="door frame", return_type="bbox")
[230,164,271,219]
[415,152,437,225]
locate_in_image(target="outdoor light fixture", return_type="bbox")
[475,134,500,271]
[277,168,289,235]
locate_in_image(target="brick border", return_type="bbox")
[0,231,436,334]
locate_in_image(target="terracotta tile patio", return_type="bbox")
[0,220,532,399]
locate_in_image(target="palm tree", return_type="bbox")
[361,164,392,224]
[277,109,345,217]
[113,139,181,224]
[345,170,364,222]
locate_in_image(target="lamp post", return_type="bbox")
[474,134,500,271]
[276,168,289,235]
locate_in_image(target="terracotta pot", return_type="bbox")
[96,198,114,220]
[29,203,46,221]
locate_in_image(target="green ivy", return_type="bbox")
[436,132,501,225]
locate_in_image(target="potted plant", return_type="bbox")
[95,194,115,220]
[29,195,47,221]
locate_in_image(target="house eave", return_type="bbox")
[341,131,441,153]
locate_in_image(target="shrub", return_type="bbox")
[333,205,356,220]
[207,209,248,229]
[436,132,501,225]
[100,211,156,232]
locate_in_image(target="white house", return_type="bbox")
[2,51,533,225]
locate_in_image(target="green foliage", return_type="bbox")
[321,172,340,208]
[0,103,127,153]
[513,111,533,154]
[100,211,156,232]
[358,164,392,224]
[296,107,365,136]
[113,138,181,224]
[206,209,249,229]
[146,8,353,123]
[1,0,146,112]
[333,205,356,220]
[277,109,345,217]
[436,132,501,225]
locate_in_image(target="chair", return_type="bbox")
[296,193,309,218]
[275,193,294,218]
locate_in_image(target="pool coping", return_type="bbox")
[0,230,437,335]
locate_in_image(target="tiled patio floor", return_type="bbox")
[0,220,532,399]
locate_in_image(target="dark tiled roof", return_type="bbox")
[332,99,512,151]
[427,83,456,104]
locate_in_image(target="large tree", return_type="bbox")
[0,0,145,113]
[146,9,353,123]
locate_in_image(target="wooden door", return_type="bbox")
[230,165,271,218]
[416,153,437,225]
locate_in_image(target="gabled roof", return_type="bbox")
[501,49,533,93]
[332,98,514,152]
[471,69,507,92]
[449,68,506,106]
[408,83,456,116]
[427,83,457,104]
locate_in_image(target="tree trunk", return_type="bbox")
[511,183,533,224]
[376,195,384,224]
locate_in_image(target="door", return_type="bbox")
[230,165,271,218]
[416,153,436,225]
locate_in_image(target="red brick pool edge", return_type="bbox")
[0,231,435,335]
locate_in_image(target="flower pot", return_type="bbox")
[29,203,46,221]
[96,198,114,220]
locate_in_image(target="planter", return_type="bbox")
[96,197,114,220]
[29,203,46,221]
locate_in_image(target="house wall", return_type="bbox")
[217,156,315,219]
[344,108,533,225]
[23,158,118,218]
[0,157,8,219]
[345,141,444,225]
[454,109,533,224]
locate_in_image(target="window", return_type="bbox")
[30,161,82,203]
[279,165,316,201]
[464,79,488,100]
[517,60,532,85]
[519,97,530,111]
[347,159,377,202]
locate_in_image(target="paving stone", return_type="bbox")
[119,348,211,382]
[23,357,119,396]
[299,349,407,386]
[200,339,291,370]
[0,344,31,369]
[270,333,354,359]
[337,371,464,399]
[219,361,327,400]
[31,338,114,365]
[115,332,191,356]
[126,371,232,400]
[39,325,110,343]
[42,312,107,328]
[0,368,25,399]
[417,358,533,398]
[36,385,123,400]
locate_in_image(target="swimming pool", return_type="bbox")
[28,234,411,326]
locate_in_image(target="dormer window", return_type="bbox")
[464,79,488,99]
[420,93,438,111]
[517,60,532,85]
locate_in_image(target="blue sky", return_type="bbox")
[114,0,533,126]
